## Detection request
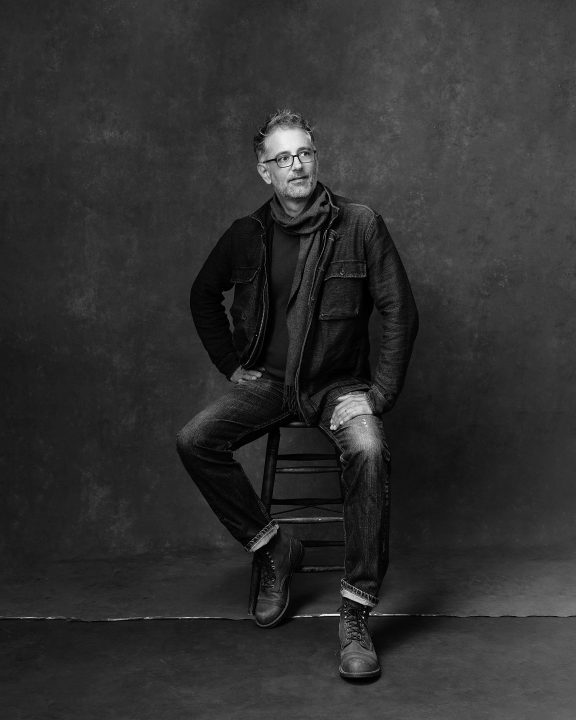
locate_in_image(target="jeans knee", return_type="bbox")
[177,414,228,461]
[344,416,390,464]
[352,436,386,462]
[176,420,203,459]
[176,426,190,458]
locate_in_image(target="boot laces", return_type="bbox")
[343,603,370,644]
[260,551,277,589]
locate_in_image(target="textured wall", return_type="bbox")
[1,0,575,561]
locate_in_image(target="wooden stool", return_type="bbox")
[248,420,344,614]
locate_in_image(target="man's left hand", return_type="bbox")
[329,392,373,431]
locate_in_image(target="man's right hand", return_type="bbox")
[230,366,263,384]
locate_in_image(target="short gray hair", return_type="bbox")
[253,109,315,158]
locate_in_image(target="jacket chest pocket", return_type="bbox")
[230,266,259,322]
[319,260,367,320]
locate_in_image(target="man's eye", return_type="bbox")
[299,150,313,160]
[277,154,291,164]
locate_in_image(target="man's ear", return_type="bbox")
[257,162,272,185]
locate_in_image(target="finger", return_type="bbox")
[332,399,373,428]
[329,409,341,429]
[330,406,357,430]
[237,374,257,384]
[336,396,365,411]
[330,413,352,430]
[339,403,371,418]
[336,396,372,415]
[334,399,357,416]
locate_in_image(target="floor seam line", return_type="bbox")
[1,613,575,621]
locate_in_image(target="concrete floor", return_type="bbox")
[1,544,575,619]
[2,545,575,718]
[2,616,575,719]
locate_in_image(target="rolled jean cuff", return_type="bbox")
[244,520,279,553]
[340,579,378,608]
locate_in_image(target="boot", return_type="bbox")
[338,598,380,680]
[254,531,304,628]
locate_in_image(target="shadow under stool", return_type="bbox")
[248,420,345,615]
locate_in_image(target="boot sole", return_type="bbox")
[338,665,381,680]
[255,541,304,629]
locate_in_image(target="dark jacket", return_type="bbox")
[190,185,419,423]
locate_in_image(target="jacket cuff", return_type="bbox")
[366,385,394,415]
[218,353,241,380]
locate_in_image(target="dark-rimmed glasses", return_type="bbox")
[261,149,317,168]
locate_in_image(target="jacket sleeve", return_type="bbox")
[364,214,419,414]
[189,225,241,379]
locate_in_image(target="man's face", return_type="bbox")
[257,127,318,203]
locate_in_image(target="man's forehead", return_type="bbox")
[264,127,314,153]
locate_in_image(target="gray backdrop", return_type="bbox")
[2,0,575,562]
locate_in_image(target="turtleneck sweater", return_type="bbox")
[259,223,300,379]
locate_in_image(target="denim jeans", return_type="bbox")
[176,374,391,608]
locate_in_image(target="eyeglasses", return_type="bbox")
[261,149,317,168]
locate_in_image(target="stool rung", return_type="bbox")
[277,453,336,461]
[276,466,339,474]
[271,497,342,505]
[276,516,344,524]
[249,424,345,615]
[298,565,344,573]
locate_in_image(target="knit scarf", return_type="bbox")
[270,182,330,236]
[270,183,331,413]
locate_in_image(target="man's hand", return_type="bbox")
[230,366,263,384]
[330,392,373,431]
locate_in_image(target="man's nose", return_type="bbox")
[292,155,303,169]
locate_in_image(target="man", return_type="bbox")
[177,109,418,680]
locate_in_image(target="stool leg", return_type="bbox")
[260,427,281,511]
[248,428,281,614]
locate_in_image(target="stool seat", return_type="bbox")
[248,422,344,614]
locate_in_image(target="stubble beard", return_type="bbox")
[280,168,318,200]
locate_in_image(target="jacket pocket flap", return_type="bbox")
[231,266,259,283]
[324,260,366,280]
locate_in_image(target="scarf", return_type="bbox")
[270,183,331,413]
[270,182,330,236]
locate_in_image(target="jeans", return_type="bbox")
[176,374,391,608]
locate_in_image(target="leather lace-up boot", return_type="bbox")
[338,598,381,680]
[254,531,304,628]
